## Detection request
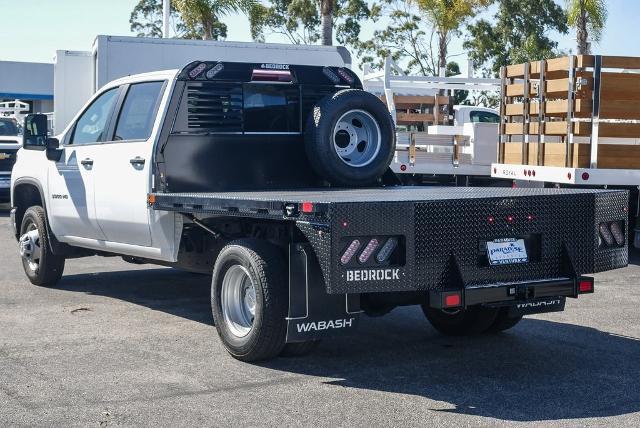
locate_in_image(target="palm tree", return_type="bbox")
[319,0,334,45]
[174,0,256,40]
[417,0,492,75]
[567,0,607,54]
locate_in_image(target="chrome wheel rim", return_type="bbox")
[332,109,382,167]
[221,265,256,338]
[19,223,41,272]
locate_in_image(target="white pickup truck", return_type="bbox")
[11,60,627,362]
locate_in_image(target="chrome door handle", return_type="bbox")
[80,158,93,167]
[129,156,145,166]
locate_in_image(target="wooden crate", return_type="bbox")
[379,95,452,126]
[498,55,640,169]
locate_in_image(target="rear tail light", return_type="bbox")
[599,223,615,246]
[577,277,594,294]
[376,237,398,263]
[358,238,379,263]
[340,239,361,265]
[251,69,292,82]
[609,221,625,246]
[599,221,625,247]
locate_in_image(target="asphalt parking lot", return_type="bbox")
[1,209,639,427]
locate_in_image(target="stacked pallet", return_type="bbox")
[379,95,453,127]
[499,55,640,169]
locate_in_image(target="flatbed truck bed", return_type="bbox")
[150,186,613,218]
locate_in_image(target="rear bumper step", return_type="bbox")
[429,277,593,311]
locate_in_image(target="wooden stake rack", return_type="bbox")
[379,95,454,127]
[499,55,640,169]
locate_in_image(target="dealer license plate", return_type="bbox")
[486,238,528,266]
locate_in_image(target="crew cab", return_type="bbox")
[11,60,628,362]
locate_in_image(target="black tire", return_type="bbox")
[19,206,65,287]
[211,239,288,362]
[280,340,321,358]
[421,304,499,336]
[487,308,523,333]
[304,89,395,187]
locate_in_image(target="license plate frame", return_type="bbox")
[486,238,528,266]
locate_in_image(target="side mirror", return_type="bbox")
[23,114,49,151]
[46,138,62,162]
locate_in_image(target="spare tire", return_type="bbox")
[304,89,395,187]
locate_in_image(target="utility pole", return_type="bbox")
[163,0,170,38]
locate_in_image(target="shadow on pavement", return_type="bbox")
[57,268,213,325]
[56,267,640,422]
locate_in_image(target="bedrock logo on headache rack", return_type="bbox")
[346,268,401,282]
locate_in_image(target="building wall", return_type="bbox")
[0,61,53,112]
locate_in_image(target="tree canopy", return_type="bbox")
[464,0,568,76]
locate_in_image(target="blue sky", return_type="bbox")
[1,0,639,73]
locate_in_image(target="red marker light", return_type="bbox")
[567,172,572,180]
[488,216,495,224]
[578,279,594,293]
[301,202,313,213]
[341,220,348,228]
[506,215,515,224]
[444,293,462,308]
[400,164,407,171]
[527,214,534,221]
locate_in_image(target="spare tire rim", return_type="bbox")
[333,109,382,167]
[19,222,41,272]
[221,265,256,338]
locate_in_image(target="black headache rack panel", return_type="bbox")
[177,60,362,88]
[151,187,629,294]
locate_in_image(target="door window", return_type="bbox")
[70,88,119,145]
[114,81,165,141]
[469,110,500,123]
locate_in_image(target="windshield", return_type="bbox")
[0,118,19,136]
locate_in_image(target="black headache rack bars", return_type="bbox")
[177,60,362,88]
[149,187,628,296]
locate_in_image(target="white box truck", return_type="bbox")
[53,35,352,133]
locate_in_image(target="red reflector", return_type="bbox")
[444,293,461,307]
[582,172,590,181]
[400,164,407,171]
[578,280,593,293]
[301,202,313,213]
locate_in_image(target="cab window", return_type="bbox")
[114,81,165,141]
[469,110,500,123]
[70,88,119,145]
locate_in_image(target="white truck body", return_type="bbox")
[52,35,351,133]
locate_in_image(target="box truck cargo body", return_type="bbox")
[52,35,352,133]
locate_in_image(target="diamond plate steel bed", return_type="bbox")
[151,186,629,294]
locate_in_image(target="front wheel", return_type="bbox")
[422,304,498,336]
[19,206,65,287]
[211,239,288,362]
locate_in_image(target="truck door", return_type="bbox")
[47,87,121,241]
[91,81,166,247]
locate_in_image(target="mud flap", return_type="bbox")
[286,243,361,343]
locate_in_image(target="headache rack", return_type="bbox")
[493,55,640,185]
